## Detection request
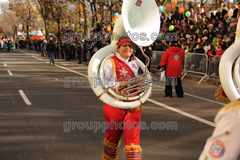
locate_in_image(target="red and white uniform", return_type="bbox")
[199,100,240,160]
[102,53,142,160]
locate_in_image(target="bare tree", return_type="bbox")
[48,0,67,40]
[35,0,52,40]
[8,0,35,39]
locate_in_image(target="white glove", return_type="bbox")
[159,67,165,72]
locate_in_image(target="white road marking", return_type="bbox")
[7,70,13,75]
[19,90,32,105]
[55,64,88,78]
[4,63,7,66]
[147,99,216,127]
[32,56,42,61]
[54,65,217,127]
[154,85,225,106]
[13,51,218,126]
[3,62,48,64]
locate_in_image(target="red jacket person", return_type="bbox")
[159,41,185,98]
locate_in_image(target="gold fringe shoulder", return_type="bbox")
[215,85,230,104]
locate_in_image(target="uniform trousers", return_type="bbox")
[102,103,142,160]
[165,77,184,98]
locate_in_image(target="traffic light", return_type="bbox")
[80,5,83,12]
[76,6,79,13]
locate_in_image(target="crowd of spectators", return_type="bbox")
[151,2,240,76]
[4,2,239,76]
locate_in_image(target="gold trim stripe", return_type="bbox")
[98,87,110,99]
[236,30,240,37]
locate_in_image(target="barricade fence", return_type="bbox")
[150,51,221,84]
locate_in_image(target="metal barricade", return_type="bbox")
[151,51,165,67]
[208,55,222,77]
[181,53,209,84]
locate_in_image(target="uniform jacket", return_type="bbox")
[159,46,185,77]
[199,100,240,160]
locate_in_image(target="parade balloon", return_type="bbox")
[159,6,163,12]
[196,29,199,34]
[163,7,166,11]
[161,15,164,20]
[90,20,92,23]
[179,7,184,14]
[173,0,177,5]
[115,12,119,16]
[169,25,174,31]
[169,13,172,17]
[171,0,174,3]
[185,11,191,18]
[169,4,173,9]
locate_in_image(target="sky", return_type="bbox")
[0,0,8,14]
[0,0,8,13]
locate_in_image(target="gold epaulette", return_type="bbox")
[217,100,240,117]
[215,85,230,104]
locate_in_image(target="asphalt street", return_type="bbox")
[0,49,225,160]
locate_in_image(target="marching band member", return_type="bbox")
[199,100,240,160]
[102,37,143,160]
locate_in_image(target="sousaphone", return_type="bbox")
[219,18,240,101]
[88,0,160,109]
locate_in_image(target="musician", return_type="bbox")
[199,100,240,160]
[102,37,143,160]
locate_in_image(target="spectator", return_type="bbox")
[228,4,233,17]
[76,40,82,64]
[210,44,222,76]
[194,43,205,54]
[47,38,56,65]
[232,2,240,18]
[159,41,185,98]
[83,40,88,62]
[222,34,229,42]
[215,8,221,20]
[88,40,94,60]
[41,39,47,57]
[222,4,228,19]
